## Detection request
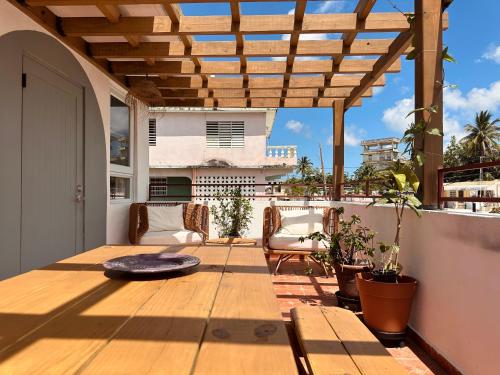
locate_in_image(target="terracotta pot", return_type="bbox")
[333,263,373,299]
[356,272,418,333]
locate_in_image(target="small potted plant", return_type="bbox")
[300,207,375,308]
[356,105,443,337]
[210,187,253,238]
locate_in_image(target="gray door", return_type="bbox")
[21,55,84,272]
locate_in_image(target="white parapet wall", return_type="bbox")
[339,203,500,375]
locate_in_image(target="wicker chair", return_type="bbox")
[263,206,339,275]
[129,202,209,245]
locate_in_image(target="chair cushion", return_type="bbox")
[279,208,324,235]
[147,205,185,232]
[269,231,323,251]
[139,230,203,245]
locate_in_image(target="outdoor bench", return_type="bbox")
[291,306,408,375]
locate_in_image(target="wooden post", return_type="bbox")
[333,100,345,201]
[414,0,444,209]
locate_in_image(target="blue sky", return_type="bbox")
[181,1,500,176]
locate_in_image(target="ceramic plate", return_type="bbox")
[103,253,200,274]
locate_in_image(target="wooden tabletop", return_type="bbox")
[0,245,298,374]
[205,237,257,246]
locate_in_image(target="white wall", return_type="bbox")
[0,1,150,248]
[150,111,271,168]
[339,203,500,375]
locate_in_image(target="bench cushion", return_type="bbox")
[139,230,203,245]
[269,231,322,251]
[147,205,185,232]
[279,208,324,235]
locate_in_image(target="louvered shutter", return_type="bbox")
[206,121,244,148]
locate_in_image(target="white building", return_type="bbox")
[361,137,401,170]
[148,108,297,201]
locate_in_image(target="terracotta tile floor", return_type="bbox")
[266,255,447,375]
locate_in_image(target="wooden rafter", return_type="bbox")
[89,39,410,59]
[159,87,373,99]
[157,97,362,108]
[110,59,401,75]
[60,13,412,36]
[345,30,413,109]
[127,75,385,89]
[317,0,377,105]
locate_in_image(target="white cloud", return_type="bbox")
[481,44,500,64]
[285,120,304,133]
[381,80,500,143]
[382,97,414,132]
[444,81,500,114]
[285,120,312,138]
[372,86,385,96]
[327,124,366,147]
[316,1,346,13]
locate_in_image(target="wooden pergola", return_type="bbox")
[11,0,449,207]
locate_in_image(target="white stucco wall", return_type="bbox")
[150,111,275,168]
[0,1,150,246]
[340,203,500,375]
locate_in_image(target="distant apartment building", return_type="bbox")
[361,137,401,170]
[148,108,297,201]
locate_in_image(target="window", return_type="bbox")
[110,176,131,200]
[150,177,167,199]
[110,96,130,166]
[206,121,244,148]
[149,118,157,146]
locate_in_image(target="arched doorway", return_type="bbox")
[0,31,106,279]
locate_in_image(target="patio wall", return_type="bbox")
[0,1,150,252]
[201,199,499,375]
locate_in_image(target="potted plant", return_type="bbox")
[210,187,253,238]
[356,105,444,337]
[299,207,375,308]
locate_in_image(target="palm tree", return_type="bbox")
[461,111,500,160]
[296,156,313,179]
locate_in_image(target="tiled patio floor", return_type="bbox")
[266,255,447,375]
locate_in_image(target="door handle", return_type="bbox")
[76,185,84,202]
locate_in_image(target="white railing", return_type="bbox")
[266,145,297,159]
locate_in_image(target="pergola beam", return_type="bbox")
[60,13,413,36]
[110,59,401,75]
[415,0,444,208]
[156,97,362,108]
[90,39,409,59]
[333,100,345,201]
[159,87,373,99]
[127,75,386,89]
[345,30,413,108]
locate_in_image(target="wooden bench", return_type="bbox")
[291,306,408,375]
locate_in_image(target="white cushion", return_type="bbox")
[269,232,323,251]
[147,205,185,232]
[278,208,324,235]
[139,230,203,245]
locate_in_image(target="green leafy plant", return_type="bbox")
[298,207,375,271]
[401,106,443,167]
[366,160,423,273]
[210,188,253,238]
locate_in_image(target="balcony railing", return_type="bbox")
[438,160,500,209]
[149,182,333,201]
[266,145,297,159]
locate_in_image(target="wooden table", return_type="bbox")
[0,245,298,374]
